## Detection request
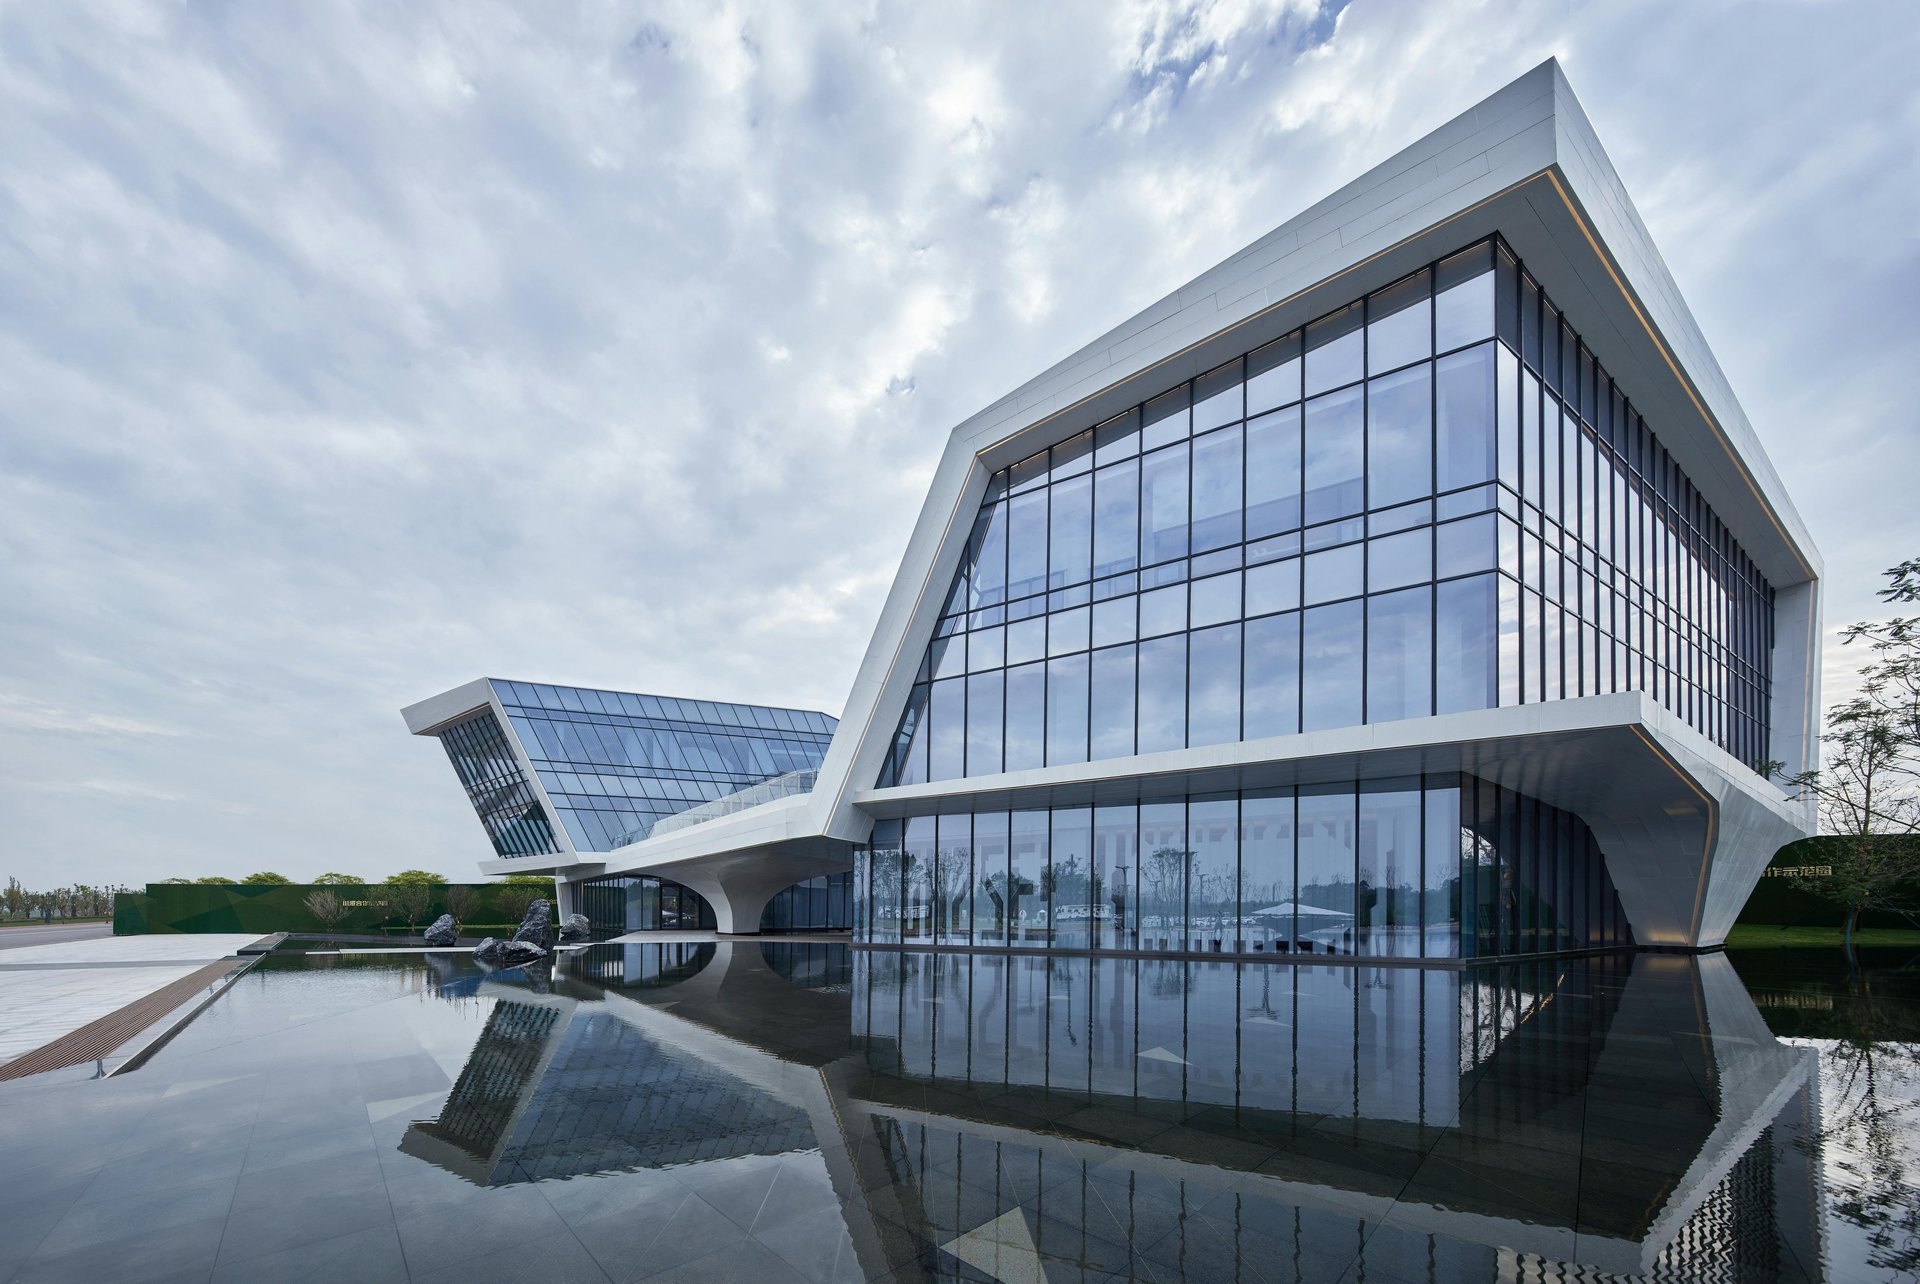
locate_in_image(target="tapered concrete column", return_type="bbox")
[1579,716,1807,949]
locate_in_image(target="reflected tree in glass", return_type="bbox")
[1140,802,1188,952]
[1048,810,1093,950]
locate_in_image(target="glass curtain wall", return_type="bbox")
[581,873,857,937]
[576,875,717,936]
[856,774,1630,960]
[434,708,562,858]
[578,873,852,937]
[490,680,836,853]
[879,238,1775,789]
[757,871,854,933]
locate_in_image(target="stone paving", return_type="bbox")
[0,934,259,1065]
[0,922,113,952]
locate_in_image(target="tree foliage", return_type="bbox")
[241,871,292,885]
[442,885,478,931]
[385,869,445,885]
[1783,558,1920,957]
[387,881,433,934]
[303,889,348,937]
[495,881,546,924]
[312,872,362,886]
[194,876,237,885]
[0,881,127,922]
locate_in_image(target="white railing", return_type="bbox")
[609,769,818,849]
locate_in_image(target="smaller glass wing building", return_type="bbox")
[487,679,835,854]
[404,677,844,935]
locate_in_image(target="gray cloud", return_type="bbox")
[1,0,1914,886]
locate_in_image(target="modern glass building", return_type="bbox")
[403,676,844,934]
[406,61,1819,959]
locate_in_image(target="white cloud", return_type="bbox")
[0,695,183,739]
[0,0,1913,886]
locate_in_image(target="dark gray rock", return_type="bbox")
[474,937,504,964]
[423,914,457,947]
[500,939,547,967]
[558,913,591,944]
[511,898,554,950]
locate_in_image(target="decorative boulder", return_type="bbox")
[423,914,457,947]
[558,913,591,945]
[500,939,548,967]
[474,937,504,964]
[511,898,555,950]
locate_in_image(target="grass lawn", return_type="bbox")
[0,917,113,928]
[1726,923,1920,948]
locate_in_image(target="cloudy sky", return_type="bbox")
[2,0,1914,889]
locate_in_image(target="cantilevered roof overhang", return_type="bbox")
[851,692,1805,949]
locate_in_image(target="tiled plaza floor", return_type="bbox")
[0,934,259,1065]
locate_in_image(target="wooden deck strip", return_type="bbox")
[0,958,240,1081]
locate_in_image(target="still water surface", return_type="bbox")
[0,941,1913,1283]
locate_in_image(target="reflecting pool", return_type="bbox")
[0,941,1913,1283]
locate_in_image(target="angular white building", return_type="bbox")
[409,61,1818,958]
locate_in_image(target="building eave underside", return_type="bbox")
[846,695,1780,825]
[573,694,1807,948]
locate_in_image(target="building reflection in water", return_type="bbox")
[400,943,823,1185]
[397,942,1823,1281]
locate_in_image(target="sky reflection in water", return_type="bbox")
[0,941,1914,1283]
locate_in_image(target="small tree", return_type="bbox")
[241,871,292,885]
[1783,558,1920,960]
[495,875,551,925]
[387,882,434,938]
[303,889,348,940]
[1143,846,1190,933]
[442,885,478,934]
[313,872,361,885]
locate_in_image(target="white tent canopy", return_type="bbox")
[1246,903,1353,921]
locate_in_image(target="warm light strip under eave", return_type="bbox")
[1537,168,1813,582]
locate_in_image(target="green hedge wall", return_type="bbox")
[113,882,549,936]
[1737,835,1920,928]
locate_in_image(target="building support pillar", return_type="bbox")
[643,846,855,936]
